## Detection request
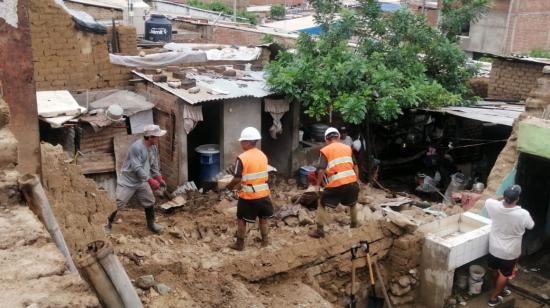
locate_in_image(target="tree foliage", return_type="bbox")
[270,4,286,19]
[266,0,480,125]
[186,0,257,24]
[439,0,491,41]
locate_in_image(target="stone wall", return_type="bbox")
[487,59,544,101]
[29,0,135,91]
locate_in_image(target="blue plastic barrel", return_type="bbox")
[195,144,220,183]
[299,166,316,186]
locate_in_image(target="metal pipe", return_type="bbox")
[18,174,78,273]
[77,252,125,308]
[96,241,143,308]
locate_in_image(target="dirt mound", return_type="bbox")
[40,143,115,254]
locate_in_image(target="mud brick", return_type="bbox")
[180,79,196,90]
[223,69,237,77]
[172,71,188,79]
[152,74,167,82]
[233,64,246,70]
[251,64,263,71]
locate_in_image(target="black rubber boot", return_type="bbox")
[260,220,269,248]
[230,220,246,251]
[144,207,164,234]
[104,210,118,233]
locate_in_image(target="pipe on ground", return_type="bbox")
[77,252,125,308]
[18,173,78,273]
[95,241,143,308]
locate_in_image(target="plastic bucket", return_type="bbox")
[195,144,220,183]
[468,264,485,295]
[299,166,316,187]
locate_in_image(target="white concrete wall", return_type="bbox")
[221,98,262,169]
[460,11,508,54]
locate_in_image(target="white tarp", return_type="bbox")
[163,43,262,61]
[37,90,87,118]
[265,99,289,139]
[183,104,203,134]
[109,51,208,67]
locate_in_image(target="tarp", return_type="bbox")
[37,90,87,118]
[109,51,208,67]
[89,90,154,116]
[163,43,262,61]
[54,0,107,34]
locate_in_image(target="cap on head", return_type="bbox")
[143,124,167,137]
[503,184,522,204]
[239,127,261,141]
[324,127,340,140]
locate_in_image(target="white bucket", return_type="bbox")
[468,264,486,295]
[469,277,483,294]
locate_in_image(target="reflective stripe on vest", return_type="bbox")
[238,148,270,200]
[242,171,269,181]
[327,170,356,183]
[321,142,357,188]
[241,183,269,193]
[327,156,354,170]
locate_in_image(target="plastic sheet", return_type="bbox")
[109,51,208,67]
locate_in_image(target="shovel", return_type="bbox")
[347,246,359,308]
[363,242,384,308]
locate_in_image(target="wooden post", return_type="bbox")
[18,174,78,273]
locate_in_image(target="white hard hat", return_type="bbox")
[324,127,340,140]
[239,127,261,141]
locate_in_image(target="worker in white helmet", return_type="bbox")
[224,127,273,251]
[309,127,360,238]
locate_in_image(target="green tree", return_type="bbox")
[439,0,491,41]
[265,0,481,178]
[270,4,286,19]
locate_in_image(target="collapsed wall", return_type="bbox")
[0,97,98,306]
[28,0,136,91]
[40,143,116,254]
[475,66,550,210]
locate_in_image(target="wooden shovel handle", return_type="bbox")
[373,260,393,308]
[366,254,375,285]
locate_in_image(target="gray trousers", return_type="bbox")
[115,183,155,209]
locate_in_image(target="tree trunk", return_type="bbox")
[359,114,376,182]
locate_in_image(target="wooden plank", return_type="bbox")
[78,153,116,174]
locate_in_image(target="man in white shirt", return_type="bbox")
[485,185,534,306]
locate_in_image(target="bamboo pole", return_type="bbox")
[18,174,78,273]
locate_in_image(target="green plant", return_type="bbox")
[439,0,491,41]
[528,49,550,59]
[186,0,257,24]
[266,0,481,178]
[270,4,286,19]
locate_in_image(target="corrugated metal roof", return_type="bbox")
[133,67,273,104]
[430,101,524,126]
[486,53,550,66]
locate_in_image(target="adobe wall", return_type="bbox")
[29,0,136,91]
[172,20,298,47]
[0,0,41,175]
[487,59,544,101]
[64,1,123,21]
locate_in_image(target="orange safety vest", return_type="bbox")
[238,148,270,200]
[320,142,357,188]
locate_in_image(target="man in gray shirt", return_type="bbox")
[105,124,167,234]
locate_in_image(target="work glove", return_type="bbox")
[153,175,167,187]
[148,178,160,191]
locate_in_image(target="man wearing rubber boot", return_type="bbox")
[309,127,360,238]
[105,124,166,234]
[225,127,274,251]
